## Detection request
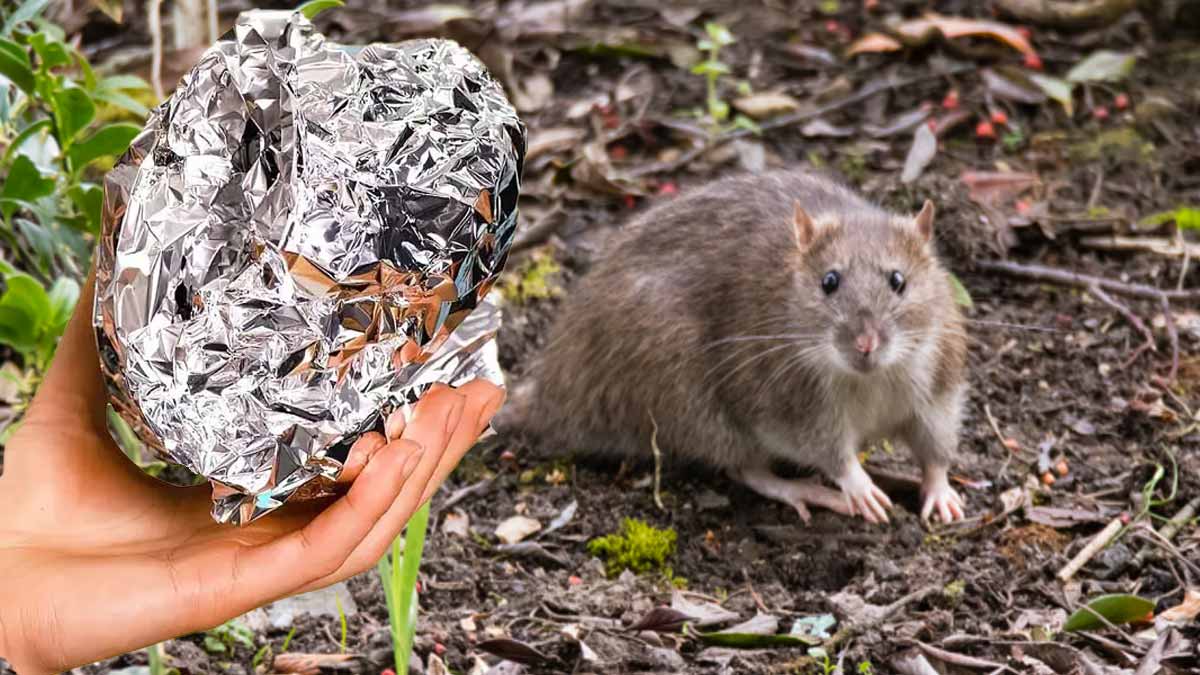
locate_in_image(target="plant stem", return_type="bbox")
[146,643,164,675]
[382,501,430,675]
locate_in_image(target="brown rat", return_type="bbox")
[503,169,968,523]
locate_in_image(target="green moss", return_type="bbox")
[1068,127,1154,165]
[498,249,562,305]
[588,518,677,578]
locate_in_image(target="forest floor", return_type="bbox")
[60,0,1200,673]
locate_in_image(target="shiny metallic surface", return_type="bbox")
[93,9,525,524]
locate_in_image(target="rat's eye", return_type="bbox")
[821,270,840,295]
[889,270,906,295]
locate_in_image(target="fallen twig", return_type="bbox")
[1057,516,1125,581]
[917,642,1006,671]
[976,259,1200,303]
[825,585,938,653]
[994,0,1136,30]
[1080,235,1200,260]
[1133,496,1200,569]
[630,65,975,178]
[1087,285,1156,366]
[980,259,1190,380]
[147,0,164,100]
[649,413,665,512]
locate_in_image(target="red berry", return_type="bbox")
[1016,26,1032,40]
[1015,200,1031,215]
[608,145,627,160]
[1114,93,1129,110]
[657,182,678,196]
[990,110,1008,125]
[865,0,879,9]
[975,120,996,139]
[382,669,396,675]
[1023,53,1043,70]
[1093,106,1109,121]
[623,195,636,209]
[434,643,446,656]
[941,90,960,110]
[568,575,583,585]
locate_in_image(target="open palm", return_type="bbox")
[0,276,504,674]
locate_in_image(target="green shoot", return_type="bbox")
[692,22,735,131]
[280,627,297,652]
[336,592,348,653]
[377,502,432,674]
[296,0,344,20]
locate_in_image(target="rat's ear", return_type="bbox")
[913,199,935,242]
[794,200,815,249]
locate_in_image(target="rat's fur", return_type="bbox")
[506,170,967,499]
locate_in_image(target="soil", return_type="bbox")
[42,0,1200,673]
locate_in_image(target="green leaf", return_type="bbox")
[1174,207,1200,230]
[691,59,730,77]
[202,635,227,653]
[67,122,139,175]
[2,119,52,168]
[67,182,103,233]
[1029,74,1074,116]
[1,0,50,36]
[16,217,56,273]
[1067,50,1136,83]
[98,74,150,91]
[47,277,79,333]
[1,154,55,220]
[0,38,34,94]
[51,84,96,146]
[92,88,151,117]
[0,273,51,354]
[704,22,736,47]
[949,273,974,309]
[296,0,344,20]
[730,114,761,135]
[28,31,70,70]
[74,47,96,90]
[1064,594,1155,632]
[710,99,730,122]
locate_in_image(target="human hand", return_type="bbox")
[0,275,504,674]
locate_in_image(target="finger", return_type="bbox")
[233,435,429,602]
[296,387,469,588]
[951,500,965,521]
[874,487,894,510]
[938,499,952,524]
[385,408,407,441]
[27,266,108,432]
[921,497,934,522]
[337,432,387,484]
[869,495,889,523]
[416,380,504,505]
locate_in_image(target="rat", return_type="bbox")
[502,169,969,523]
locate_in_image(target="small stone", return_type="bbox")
[696,490,731,511]
[495,515,541,544]
[732,91,800,119]
[240,581,357,631]
[442,510,470,538]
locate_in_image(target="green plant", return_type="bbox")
[203,620,256,654]
[857,661,874,675]
[588,517,677,578]
[335,591,348,653]
[377,502,431,675]
[146,643,178,675]
[280,627,297,652]
[690,22,758,134]
[0,0,148,382]
[807,647,837,675]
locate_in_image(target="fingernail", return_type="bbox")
[400,446,425,478]
[444,394,466,436]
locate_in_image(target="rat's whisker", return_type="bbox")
[964,319,1061,333]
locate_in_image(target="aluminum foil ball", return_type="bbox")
[93,10,525,524]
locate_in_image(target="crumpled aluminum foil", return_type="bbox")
[93,9,525,525]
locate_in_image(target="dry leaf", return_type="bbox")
[732,91,800,119]
[527,127,586,162]
[442,510,470,538]
[961,171,1040,207]
[495,515,542,544]
[849,13,1039,60]
[1159,588,1200,623]
[273,653,357,675]
[901,124,937,183]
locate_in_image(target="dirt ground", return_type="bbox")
[44,0,1200,673]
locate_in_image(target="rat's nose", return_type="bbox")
[854,331,879,355]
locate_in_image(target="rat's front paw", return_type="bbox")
[836,462,893,524]
[921,472,965,523]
